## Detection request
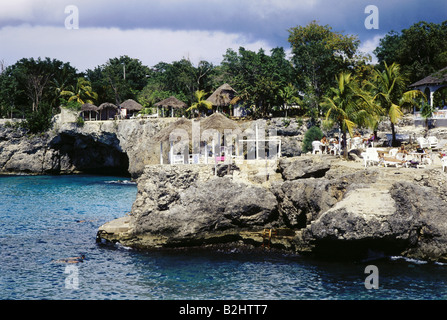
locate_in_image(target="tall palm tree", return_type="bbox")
[60,77,98,105]
[321,72,380,158]
[372,62,425,146]
[187,90,213,118]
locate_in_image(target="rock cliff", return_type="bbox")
[98,156,447,263]
[0,111,305,178]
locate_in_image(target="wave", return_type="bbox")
[390,256,428,265]
[105,180,136,185]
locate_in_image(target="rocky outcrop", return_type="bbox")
[0,126,75,174]
[98,156,447,263]
[0,114,175,177]
[0,112,305,177]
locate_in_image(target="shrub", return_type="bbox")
[75,116,85,127]
[302,126,323,153]
[20,111,53,134]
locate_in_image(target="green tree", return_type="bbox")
[321,72,379,158]
[220,47,292,117]
[0,57,78,119]
[371,62,425,146]
[374,21,447,83]
[288,21,362,120]
[87,56,150,105]
[187,90,213,118]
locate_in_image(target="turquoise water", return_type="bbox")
[1,174,447,300]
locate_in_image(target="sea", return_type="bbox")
[1,174,447,303]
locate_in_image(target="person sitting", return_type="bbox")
[399,145,409,155]
[363,133,375,147]
[320,136,328,153]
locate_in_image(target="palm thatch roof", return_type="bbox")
[153,118,193,142]
[98,102,118,110]
[206,84,237,107]
[410,67,447,87]
[154,96,187,109]
[81,103,99,112]
[200,112,240,132]
[121,99,143,111]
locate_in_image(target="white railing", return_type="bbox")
[414,110,447,119]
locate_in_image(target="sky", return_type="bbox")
[0,0,446,72]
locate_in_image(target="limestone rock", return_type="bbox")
[128,165,279,247]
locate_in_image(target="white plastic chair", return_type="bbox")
[417,137,430,149]
[312,141,322,154]
[330,144,341,156]
[362,148,380,167]
[172,155,185,164]
[427,136,439,150]
[442,157,447,172]
[351,137,362,149]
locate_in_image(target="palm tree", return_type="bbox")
[187,90,213,118]
[372,62,425,146]
[321,72,380,159]
[60,77,98,105]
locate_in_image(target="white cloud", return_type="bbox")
[358,34,384,64]
[0,25,272,71]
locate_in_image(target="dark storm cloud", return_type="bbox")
[1,0,445,47]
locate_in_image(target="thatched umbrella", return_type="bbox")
[98,103,119,120]
[154,96,187,117]
[81,103,99,121]
[199,112,242,162]
[153,118,193,164]
[153,118,192,143]
[200,112,239,132]
[206,84,237,113]
[120,99,143,118]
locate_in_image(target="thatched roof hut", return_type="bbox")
[98,102,118,111]
[206,84,237,108]
[155,96,187,109]
[410,67,447,88]
[81,103,99,112]
[81,103,99,121]
[98,103,118,120]
[155,96,187,117]
[121,99,143,112]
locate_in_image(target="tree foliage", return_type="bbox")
[288,21,362,119]
[374,21,447,83]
